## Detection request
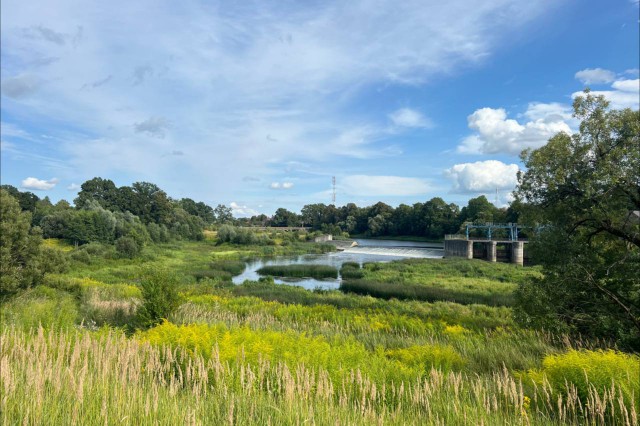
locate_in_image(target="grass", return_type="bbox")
[1,237,637,425]
[339,258,537,306]
[257,264,339,279]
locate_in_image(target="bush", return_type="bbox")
[115,236,140,258]
[135,269,182,329]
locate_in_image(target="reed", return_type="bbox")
[257,264,339,279]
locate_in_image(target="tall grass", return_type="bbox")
[340,279,514,306]
[2,326,636,425]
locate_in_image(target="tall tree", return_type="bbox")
[74,177,119,210]
[514,91,640,350]
[0,190,44,294]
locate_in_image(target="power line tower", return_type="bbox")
[332,176,336,204]
[495,187,499,206]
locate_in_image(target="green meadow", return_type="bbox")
[1,238,638,425]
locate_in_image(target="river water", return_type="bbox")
[232,239,444,290]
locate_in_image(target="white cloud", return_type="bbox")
[230,201,259,217]
[445,160,519,193]
[457,103,572,155]
[575,68,616,85]
[572,78,639,110]
[0,0,554,203]
[270,182,294,190]
[21,177,59,190]
[342,175,430,197]
[67,183,80,191]
[388,108,432,128]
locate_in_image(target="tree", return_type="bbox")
[0,190,45,294]
[74,177,119,210]
[459,195,498,224]
[514,91,640,350]
[135,269,182,329]
[213,204,233,224]
[271,208,299,227]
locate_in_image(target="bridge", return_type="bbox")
[444,223,529,266]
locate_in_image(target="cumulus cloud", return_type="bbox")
[270,182,294,190]
[342,175,430,197]
[575,68,616,84]
[134,117,169,138]
[457,104,572,155]
[0,0,556,204]
[21,177,59,190]
[1,74,40,99]
[67,183,80,191]
[388,108,432,128]
[230,201,259,217]
[572,78,639,110]
[445,160,519,193]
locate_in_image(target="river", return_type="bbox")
[232,238,444,290]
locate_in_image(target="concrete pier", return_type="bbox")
[443,239,473,259]
[511,241,524,266]
[487,241,497,262]
[445,237,526,266]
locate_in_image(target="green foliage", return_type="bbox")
[115,236,141,258]
[257,264,338,279]
[521,349,640,410]
[340,262,364,279]
[217,225,270,245]
[1,190,46,294]
[135,269,182,329]
[1,286,78,329]
[340,279,514,306]
[515,92,640,350]
[340,258,528,306]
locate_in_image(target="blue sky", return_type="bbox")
[1,0,638,216]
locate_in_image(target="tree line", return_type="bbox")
[238,196,521,239]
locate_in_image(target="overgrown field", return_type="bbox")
[1,239,638,425]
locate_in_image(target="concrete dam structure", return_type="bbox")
[444,223,529,266]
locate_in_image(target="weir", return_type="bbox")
[343,246,444,258]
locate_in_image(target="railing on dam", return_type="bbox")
[446,222,529,242]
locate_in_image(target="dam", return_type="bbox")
[443,223,529,266]
[342,239,444,259]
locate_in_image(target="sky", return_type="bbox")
[1,0,638,217]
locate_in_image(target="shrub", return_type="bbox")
[115,236,140,258]
[135,269,182,329]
